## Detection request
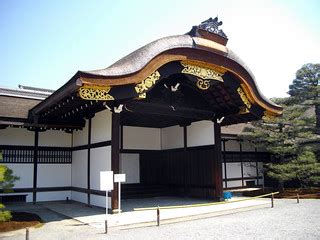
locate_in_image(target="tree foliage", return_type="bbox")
[288,63,320,134]
[241,64,320,190]
[0,165,19,222]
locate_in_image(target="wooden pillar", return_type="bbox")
[255,146,259,185]
[111,113,120,212]
[222,139,227,189]
[32,129,39,204]
[183,125,187,195]
[87,118,92,206]
[240,141,244,187]
[213,120,223,199]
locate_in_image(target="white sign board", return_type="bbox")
[100,171,114,191]
[114,174,126,183]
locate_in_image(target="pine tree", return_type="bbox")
[0,165,19,222]
[241,98,318,191]
[288,63,320,134]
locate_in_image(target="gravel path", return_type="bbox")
[1,199,319,240]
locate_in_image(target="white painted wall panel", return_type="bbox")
[73,119,89,147]
[90,194,108,208]
[226,163,242,178]
[123,126,161,150]
[226,180,242,188]
[37,191,71,202]
[243,162,257,178]
[4,164,33,188]
[38,164,71,187]
[39,130,72,147]
[90,146,111,190]
[187,121,214,147]
[161,125,183,150]
[71,191,87,204]
[0,127,34,146]
[258,162,264,176]
[72,150,87,188]
[120,153,140,184]
[91,110,112,144]
[222,164,225,178]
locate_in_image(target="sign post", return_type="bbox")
[100,171,114,215]
[114,174,126,213]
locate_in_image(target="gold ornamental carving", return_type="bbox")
[79,85,114,101]
[237,87,252,109]
[239,106,250,114]
[181,61,225,83]
[196,78,211,90]
[262,111,276,121]
[135,71,161,98]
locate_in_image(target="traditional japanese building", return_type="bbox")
[0,18,282,212]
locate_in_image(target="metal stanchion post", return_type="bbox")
[157,206,160,226]
[271,193,274,208]
[297,194,300,204]
[26,227,29,240]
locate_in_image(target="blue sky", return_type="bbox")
[1,0,319,98]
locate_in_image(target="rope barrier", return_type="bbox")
[134,191,280,211]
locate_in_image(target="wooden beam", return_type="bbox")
[124,101,215,120]
[240,142,244,187]
[32,129,39,204]
[183,125,187,196]
[87,118,92,206]
[222,139,227,189]
[213,120,223,199]
[255,146,259,185]
[111,113,120,212]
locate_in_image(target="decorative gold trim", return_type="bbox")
[239,106,250,114]
[262,111,277,121]
[135,71,161,96]
[79,85,114,101]
[196,78,211,90]
[181,60,225,82]
[237,87,252,109]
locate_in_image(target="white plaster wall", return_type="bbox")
[161,125,183,150]
[71,150,87,188]
[187,121,214,147]
[39,130,72,147]
[243,162,257,178]
[71,191,87,204]
[226,163,242,178]
[120,153,140,184]
[258,162,264,176]
[222,164,225,178]
[123,126,161,150]
[90,194,110,208]
[4,163,33,188]
[37,164,71,187]
[37,191,71,202]
[91,110,112,144]
[73,119,89,147]
[226,180,242,188]
[90,146,111,190]
[224,140,240,151]
[0,127,34,146]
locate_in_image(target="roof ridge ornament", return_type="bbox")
[198,17,227,38]
[188,16,228,46]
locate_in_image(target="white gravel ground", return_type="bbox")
[1,199,319,240]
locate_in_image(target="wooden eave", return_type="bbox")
[29,33,282,128]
